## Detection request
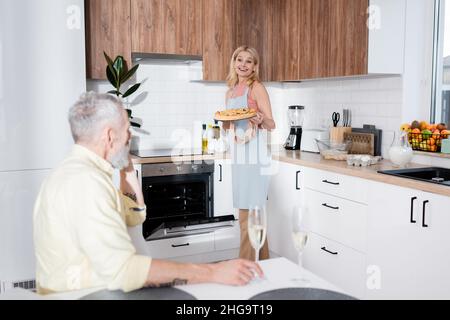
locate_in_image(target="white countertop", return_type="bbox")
[175,257,343,300]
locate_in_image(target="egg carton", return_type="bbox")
[346,154,382,167]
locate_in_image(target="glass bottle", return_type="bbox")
[202,124,208,154]
[388,130,413,167]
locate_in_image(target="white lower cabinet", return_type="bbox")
[214,159,234,217]
[303,232,366,299]
[266,161,304,262]
[301,168,368,299]
[366,181,450,299]
[303,188,367,253]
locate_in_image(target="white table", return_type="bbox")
[0,258,346,300]
[175,257,345,300]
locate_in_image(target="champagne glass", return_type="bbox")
[291,206,310,286]
[248,206,267,263]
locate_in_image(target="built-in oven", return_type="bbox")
[141,161,235,240]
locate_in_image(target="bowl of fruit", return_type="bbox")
[400,121,449,152]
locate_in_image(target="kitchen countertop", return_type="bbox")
[131,153,227,164]
[131,147,450,197]
[274,148,450,197]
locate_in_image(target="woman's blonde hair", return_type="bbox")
[226,46,260,88]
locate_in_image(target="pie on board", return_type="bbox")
[214,108,257,121]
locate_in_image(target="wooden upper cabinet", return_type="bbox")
[272,0,300,81]
[235,0,273,82]
[202,0,236,81]
[297,0,369,80]
[131,0,202,56]
[298,0,331,79]
[85,0,132,80]
[328,0,368,77]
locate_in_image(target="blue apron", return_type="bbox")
[226,87,271,209]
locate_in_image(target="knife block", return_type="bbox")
[330,127,352,144]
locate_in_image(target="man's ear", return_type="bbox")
[105,126,115,149]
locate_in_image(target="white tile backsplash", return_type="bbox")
[87,61,406,157]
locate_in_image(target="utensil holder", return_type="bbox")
[330,127,352,144]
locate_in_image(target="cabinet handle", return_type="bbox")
[322,179,340,186]
[171,243,190,248]
[296,170,301,190]
[218,164,223,182]
[322,203,339,210]
[321,246,338,255]
[422,200,429,228]
[410,197,417,223]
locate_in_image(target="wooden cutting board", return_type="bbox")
[344,132,375,155]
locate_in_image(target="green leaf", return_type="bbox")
[120,64,139,84]
[122,83,141,98]
[130,121,141,128]
[113,56,125,78]
[103,52,118,86]
[126,109,132,118]
[107,90,117,95]
[106,66,118,88]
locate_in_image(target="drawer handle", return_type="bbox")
[322,203,339,210]
[296,170,301,190]
[422,200,429,228]
[322,179,340,186]
[321,246,338,255]
[410,197,417,223]
[218,164,223,182]
[171,243,190,248]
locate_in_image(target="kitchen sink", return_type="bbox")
[378,167,450,186]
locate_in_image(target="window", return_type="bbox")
[431,0,450,125]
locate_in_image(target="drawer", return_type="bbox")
[145,233,215,259]
[214,223,240,251]
[303,232,366,299]
[304,189,367,252]
[303,167,368,203]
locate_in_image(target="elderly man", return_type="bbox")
[33,92,262,294]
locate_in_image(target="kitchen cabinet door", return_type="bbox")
[328,0,368,77]
[272,0,300,81]
[367,182,450,299]
[131,0,202,56]
[234,0,273,82]
[202,0,237,81]
[214,160,234,218]
[85,0,132,79]
[266,161,303,262]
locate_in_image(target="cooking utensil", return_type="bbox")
[332,112,340,127]
[343,109,349,127]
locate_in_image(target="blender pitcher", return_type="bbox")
[284,105,305,150]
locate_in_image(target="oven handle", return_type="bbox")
[171,243,190,248]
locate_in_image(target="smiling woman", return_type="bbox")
[223,46,275,261]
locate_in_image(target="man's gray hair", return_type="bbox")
[68,92,124,142]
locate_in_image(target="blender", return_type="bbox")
[284,105,305,150]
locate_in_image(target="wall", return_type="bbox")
[88,62,402,158]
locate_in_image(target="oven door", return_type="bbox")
[142,171,235,241]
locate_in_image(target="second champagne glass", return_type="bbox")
[291,205,310,286]
[248,206,267,262]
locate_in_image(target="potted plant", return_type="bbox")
[104,52,142,127]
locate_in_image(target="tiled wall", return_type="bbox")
[87,59,413,159]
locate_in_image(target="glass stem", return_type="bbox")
[298,251,303,268]
[255,248,260,263]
